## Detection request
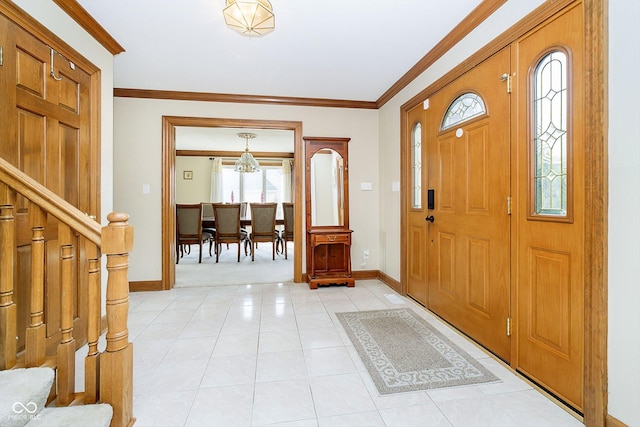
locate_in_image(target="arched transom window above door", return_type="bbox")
[441,92,487,130]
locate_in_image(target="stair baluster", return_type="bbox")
[26,204,47,367]
[57,222,76,406]
[85,242,101,404]
[0,184,17,370]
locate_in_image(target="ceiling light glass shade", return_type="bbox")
[234,133,261,173]
[223,0,275,37]
[234,150,261,173]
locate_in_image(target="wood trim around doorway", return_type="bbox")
[161,117,304,291]
[582,0,608,424]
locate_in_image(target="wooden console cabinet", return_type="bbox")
[304,136,354,289]
[307,228,354,289]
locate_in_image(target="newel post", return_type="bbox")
[99,213,134,427]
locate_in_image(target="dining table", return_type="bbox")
[203,216,287,254]
[202,216,284,228]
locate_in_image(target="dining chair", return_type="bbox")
[212,203,249,262]
[281,202,294,259]
[249,203,278,261]
[239,201,250,238]
[176,203,213,264]
[201,202,216,241]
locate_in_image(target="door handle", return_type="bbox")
[427,189,435,210]
[425,215,435,223]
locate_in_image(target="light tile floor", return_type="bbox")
[125,279,584,427]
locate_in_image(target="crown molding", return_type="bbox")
[0,0,99,72]
[376,0,507,107]
[52,0,125,55]
[113,88,378,109]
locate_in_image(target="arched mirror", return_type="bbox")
[304,136,353,289]
[310,148,345,226]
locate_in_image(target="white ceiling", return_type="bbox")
[77,0,483,101]
[76,0,483,150]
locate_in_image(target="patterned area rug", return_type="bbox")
[336,308,500,394]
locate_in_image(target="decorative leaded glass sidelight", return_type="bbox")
[412,123,422,208]
[533,51,568,216]
[441,93,486,130]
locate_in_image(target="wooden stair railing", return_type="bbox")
[0,157,134,427]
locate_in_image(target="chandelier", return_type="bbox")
[234,132,261,173]
[223,0,275,37]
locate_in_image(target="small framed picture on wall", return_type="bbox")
[183,170,193,180]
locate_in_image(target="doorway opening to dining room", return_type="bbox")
[175,146,293,286]
[161,116,304,290]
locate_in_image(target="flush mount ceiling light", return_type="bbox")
[234,132,261,173]
[223,0,275,37]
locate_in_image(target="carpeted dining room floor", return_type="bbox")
[175,240,294,287]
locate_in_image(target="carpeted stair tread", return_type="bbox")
[24,404,113,427]
[0,367,54,427]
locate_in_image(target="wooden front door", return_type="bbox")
[405,104,428,305]
[403,2,587,415]
[0,16,95,355]
[426,47,512,362]
[512,3,585,411]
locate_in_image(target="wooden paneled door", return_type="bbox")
[512,3,585,411]
[425,47,512,362]
[403,3,586,412]
[0,15,95,355]
[405,104,428,305]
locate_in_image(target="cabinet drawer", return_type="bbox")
[313,233,351,245]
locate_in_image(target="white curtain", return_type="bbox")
[282,159,292,202]
[209,158,223,202]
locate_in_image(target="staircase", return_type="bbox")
[0,367,112,426]
[0,157,135,427]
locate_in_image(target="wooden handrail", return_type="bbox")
[0,157,101,244]
[0,158,135,426]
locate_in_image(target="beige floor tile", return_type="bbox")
[128,280,583,427]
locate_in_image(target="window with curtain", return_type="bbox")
[221,165,285,216]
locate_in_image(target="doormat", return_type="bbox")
[336,308,500,394]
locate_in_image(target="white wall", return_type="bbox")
[113,99,379,282]
[175,157,212,204]
[607,0,640,424]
